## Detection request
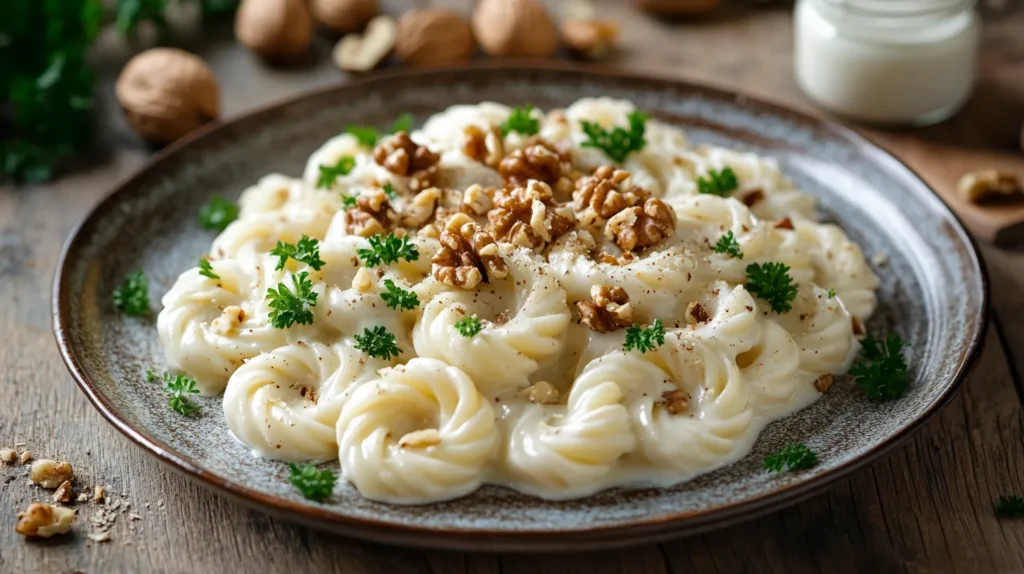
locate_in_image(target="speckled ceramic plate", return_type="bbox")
[52,64,988,552]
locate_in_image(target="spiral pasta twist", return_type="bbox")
[794,220,880,319]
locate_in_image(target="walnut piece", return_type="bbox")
[372,132,440,191]
[462,125,505,169]
[93,485,106,504]
[488,180,575,248]
[432,213,509,289]
[814,374,834,393]
[604,197,676,252]
[210,305,246,335]
[577,285,633,333]
[16,503,75,538]
[0,448,15,464]
[660,389,689,415]
[573,166,650,224]
[332,15,396,72]
[560,19,619,59]
[29,460,74,489]
[527,381,560,404]
[498,138,575,196]
[19,451,32,464]
[958,170,1022,203]
[345,188,398,236]
[462,184,495,216]
[686,301,709,325]
[53,481,73,504]
[400,187,441,228]
[399,428,441,448]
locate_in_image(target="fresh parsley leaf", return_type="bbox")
[697,167,739,197]
[623,319,665,353]
[382,181,397,199]
[380,279,419,311]
[580,110,648,163]
[198,196,239,231]
[996,495,1024,518]
[763,442,818,472]
[745,262,798,314]
[501,105,539,136]
[354,326,401,360]
[316,156,355,189]
[288,463,336,502]
[145,369,158,383]
[266,272,318,329]
[198,258,219,279]
[849,333,909,402]
[826,288,836,299]
[391,112,413,134]
[357,233,419,268]
[454,315,483,338]
[346,125,379,148]
[113,270,149,316]
[163,372,200,416]
[340,193,359,208]
[714,231,743,258]
[270,235,325,271]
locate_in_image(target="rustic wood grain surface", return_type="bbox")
[3,2,1024,573]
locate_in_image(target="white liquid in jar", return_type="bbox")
[794,0,980,125]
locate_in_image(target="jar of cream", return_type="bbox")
[794,0,980,126]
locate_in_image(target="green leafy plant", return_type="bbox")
[288,463,336,502]
[746,262,798,314]
[113,270,149,315]
[623,319,665,353]
[454,315,483,338]
[826,288,836,299]
[163,372,200,416]
[714,231,742,258]
[380,279,419,311]
[198,258,219,279]
[849,333,909,402]
[354,326,401,360]
[145,369,158,383]
[270,235,325,271]
[316,156,355,189]
[198,196,239,231]
[358,233,419,268]
[501,105,539,136]
[266,272,317,329]
[345,113,414,147]
[382,181,397,199]
[580,111,648,163]
[764,442,817,472]
[995,495,1024,518]
[697,167,739,197]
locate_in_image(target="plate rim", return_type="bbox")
[50,62,991,551]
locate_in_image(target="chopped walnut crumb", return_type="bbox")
[577,285,633,333]
[605,197,676,252]
[399,429,441,448]
[93,485,106,504]
[19,451,31,464]
[814,374,834,393]
[573,166,650,223]
[16,503,75,538]
[210,305,245,335]
[527,381,560,404]
[351,267,375,292]
[488,180,575,248]
[0,448,15,464]
[498,138,575,196]
[461,184,494,216]
[958,170,1022,203]
[77,493,89,503]
[372,132,440,192]
[345,188,398,237]
[741,189,764,207]
[432,213,508,289]
[851,316,865,336]
[399,187,441,228]
[88,531,111,543]
[686,301,710,325]
[660,389,689,415]
[462,125,504,168]
[53,481,73,504]
[29,460,73,489]
[775,217,794,230]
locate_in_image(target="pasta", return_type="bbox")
[155,98,880,504]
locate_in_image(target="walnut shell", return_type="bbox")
[235,0,314,61]
[633,0,721,14]
[472,0,557,58]
[395,9,474,67]
[311,0,378,34]
[115,48,220,144]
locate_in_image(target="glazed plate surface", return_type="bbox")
[52,64,987,551]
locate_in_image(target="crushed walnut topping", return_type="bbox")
[741,189,765,207]
[345,188,399,237]
[399,429,441,449]
[577,285,633,333]
[16,503,75,538]
[527,381,560,404]
[605,197,676,252]
[351,267,375,292]
[498,138,575,196]
[488,180,575,248]
[432,213,508,289]
[400,187,441,228]
[372,131,440,191]
[814,374,834,393]
[686,301,710,325]
[461,184,494,216]
[0,448,15,464]
[573,166,650,225]
[660,389,689,415]
[53,481,73,504]
[210,305,245,335]
[851,316,865,336]
[462,125,504,169]
[29,459,74,489]
[775,217,794,230]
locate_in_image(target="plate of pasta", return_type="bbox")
[53,64,987,550]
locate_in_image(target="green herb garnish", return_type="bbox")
[382,181,397,199]
[714,231,742,259]
[341,193,358,208]
[113,270,149,316]
[391,113,413,134]
[198,196,239,231]
[266,272,318,329]
[745,262,798,314]
[357,233,419,268]
[316,156,355,189]
[354,326,401,360]
[580,110,648,163]
[198,258,219,279]
[145,369,158,383]
[380,279,419,311]
[270,235,325,271]
[763,442,818,472]
[163,372,200,416]
[996,496,1024,518]
[826,288,836,299]
[623,319,665,353]
[288,463,336,502]
[501,105,540,136]
[346,126,379,148]
[454,315,483,338]
[697,167,739,197]
[849,333,908,402]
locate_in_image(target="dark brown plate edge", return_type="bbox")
[50,62,991,552]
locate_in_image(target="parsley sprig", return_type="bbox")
[163,372,200,416]
[382,181,397,199]
[266,272,318,329]
[826,288,836,299]
[849,333,908,402]
[746,262,798,314]
[454,315,483,338]
[624,319,665,353]
[764,442,818,472]
[380,279,419,311]
[198,258,219,279]
[288,463,337,502]
[316,156,355,189]
[501,105,540,136]
[354,326,401,360]
[113,270,150,316]
[714,231,743,258]
[198,196,239,231]
[358,233,419,268]
[270,235,325,271]
[581,111,649,163]
[697,167,739,197]
[996,495,1024,518]
[345,113,414,147]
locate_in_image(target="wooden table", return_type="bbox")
[3,2,1024,572]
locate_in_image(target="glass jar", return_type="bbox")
[794,0,980,126]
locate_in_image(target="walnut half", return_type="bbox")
[573,166,650,224]
[462,125,504,169]
[432,213,508,289]
[577,285,633,332]
[958,170,1022,204]
[16,503,75,538]
[488,180,575,248]
[498,138,575,196]
[372,131,440,191]
[345,188,398,236]
[604,197,676,252]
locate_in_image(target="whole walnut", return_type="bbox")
[311,0,378,34]
[472,0,558,58]
[395,9,475,67]
[633,0,721,15]
[235,0,314,61]
[115,48,220,144]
